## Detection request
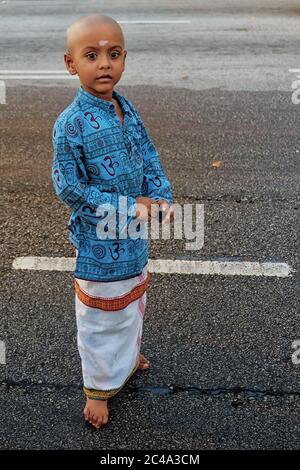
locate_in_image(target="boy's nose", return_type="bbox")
[98,57,111,69]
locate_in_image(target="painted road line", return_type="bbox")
[12,256,295,278]
[0,71,72,80]
[0,74,76,80]
[0,341,5,365]
[0,71,70,74]
[150,259,294,277]
[13,256,75,272]
[119,20,191,24]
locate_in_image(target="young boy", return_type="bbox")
[51,14,174,430]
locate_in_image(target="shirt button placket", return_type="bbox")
[111,104,132,156]
[123,128,132,156]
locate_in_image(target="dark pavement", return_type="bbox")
[0,0,299,450]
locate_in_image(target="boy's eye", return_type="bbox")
[110,51,121,59]
[87,51,120,60]
[87,52,97,59]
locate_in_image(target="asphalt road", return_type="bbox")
[0,0,299,450]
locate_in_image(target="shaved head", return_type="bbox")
[64,14,127,100]
[66,14,125,55]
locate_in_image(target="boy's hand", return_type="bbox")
[135,197,174,224]
[135,196,159,221]
[154,199,174,224]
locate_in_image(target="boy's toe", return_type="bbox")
[139,357,150,369]
[102,412,109,425]
[91,414,97,425]
[96,417,102,429]
[89,413,95,424]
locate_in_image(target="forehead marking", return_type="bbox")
[98,40,109,46]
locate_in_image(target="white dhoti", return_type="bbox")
[74,255,151,401]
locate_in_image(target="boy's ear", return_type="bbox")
[64,51,77,75]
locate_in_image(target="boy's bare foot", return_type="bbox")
[138,353,150,370]
[84,398,109,430]
[83,355,149,429]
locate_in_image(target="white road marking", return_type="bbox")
[12,256,295,278]
[0,71,75,79]
[12,256,75,272]
[118,20,191,24]
[150,259,294,277]
[0,341,6,365]
[0,71,70,74]
[0,76,75,80]
[0,80,5,103]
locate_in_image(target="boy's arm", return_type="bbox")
[51,121,137,231]
[135,112,173,205]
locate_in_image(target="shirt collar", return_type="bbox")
[75,85,130,115]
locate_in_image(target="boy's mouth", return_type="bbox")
[96,74,112,81]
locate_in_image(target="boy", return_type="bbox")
[52,14,174,430]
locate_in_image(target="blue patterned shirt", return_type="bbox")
[51,86,173,281]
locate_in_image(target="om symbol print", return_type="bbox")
[101,155,119,176]
[84,111,101,129]
[109,242,125,260]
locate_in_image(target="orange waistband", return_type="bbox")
[74,271,151,311]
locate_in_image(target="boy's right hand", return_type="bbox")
[135,196,160,221]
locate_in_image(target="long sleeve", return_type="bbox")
[51,120,137,232]
[135,112,173,205]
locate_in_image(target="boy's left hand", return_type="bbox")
[155,199,174,224]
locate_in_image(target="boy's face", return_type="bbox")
[64,22,127,100]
